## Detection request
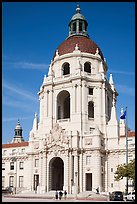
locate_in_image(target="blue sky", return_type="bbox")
[2,2,135,144]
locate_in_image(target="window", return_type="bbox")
[12,149,16,155]
[73,22,76,32]
[2,176,5,188]
[19,176,23,187]
[35,159,39,167]
[90,127,94,134]
[88,101,94,118]
[10,162,14,170]
[9,176,14,187]
[19,162,24,170]
[79,21,82,32]
[3,150,7,155]
[62,62,70,76]
[84,62,91,73]
[111,183,113,188]
[86,156,91,165]
[111,168,113,172]
[2,162,5,170]
[21,148,25,154]
[89,88,93,95]
[57,90,70,120]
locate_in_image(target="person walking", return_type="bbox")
[96,187,99,194]
[55,190,58,200]
[64,190,67,200]
[59,191,63,200]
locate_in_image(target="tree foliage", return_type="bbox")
[114,159,135,182]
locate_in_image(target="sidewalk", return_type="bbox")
[3,191,109,201]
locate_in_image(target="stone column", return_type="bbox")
[79,151,83,193]
[64,153,69,191]
[82,82,87,134]
[77,83,82,113]
[49,90,53,117]
[27,155,34,192]
[95,87,102,127]
[39,154,43,188]
[39,93,44,123]
[44,151,48,192]
[74,153,78,196]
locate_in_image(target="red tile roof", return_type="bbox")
[53,35,104,60]
[128,131,135,137]
[2,141,29,148]
[120,131,135,137]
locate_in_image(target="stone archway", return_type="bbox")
[49,157,64,190]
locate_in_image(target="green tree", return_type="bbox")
[114,159,135,182]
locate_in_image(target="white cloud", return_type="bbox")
[3,60,49,71]
[108,70,135,76]
[2,80,38,102]
[2,116,33,122]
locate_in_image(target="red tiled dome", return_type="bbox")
[53,35,104,60]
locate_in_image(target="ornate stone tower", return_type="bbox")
[12,119,24,143]
[29,5,119,194]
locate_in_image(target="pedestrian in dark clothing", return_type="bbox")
[64,190,67,199]
[96,187,99,194]
[55,190,58,200]
[59,191,63,200]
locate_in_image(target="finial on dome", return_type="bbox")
[17,119,20,125]
[109,73,114,85]
[76,4,80,13]
[96,47,99,55]
[56,49,59,56]
[75,44,79,51]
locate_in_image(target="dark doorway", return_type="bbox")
[86,173,92,191]
[57,91,70,120]
[49,157,64,190]
[34,174,39,191]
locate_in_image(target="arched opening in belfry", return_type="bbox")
[84,62,91,73]
[57,90,70,120]
[49,157,64,191]
[62,62,70,75]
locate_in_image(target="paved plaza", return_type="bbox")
[2,191,110,202]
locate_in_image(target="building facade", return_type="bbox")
[2,6,135,195]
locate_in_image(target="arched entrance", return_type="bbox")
[49,157,64,190]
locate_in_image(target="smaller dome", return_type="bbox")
[71,5,85,21]
[71,13,85,21]
[15,119,22,130]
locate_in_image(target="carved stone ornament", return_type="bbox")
[85,138,92,145]
[54,149,58,156]
[46,123,69,145]
[34,142,39,149]
[51,123,62,142]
